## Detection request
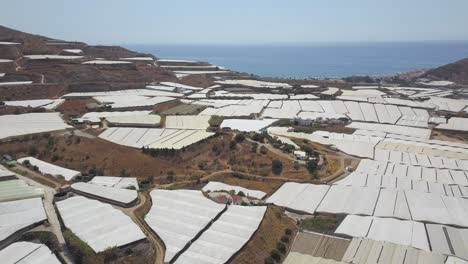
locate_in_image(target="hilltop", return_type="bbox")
[422,57,468,85]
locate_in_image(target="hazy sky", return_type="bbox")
[2,0,468,45]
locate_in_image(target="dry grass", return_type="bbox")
[431,129,468,143]
[230,206,298,264]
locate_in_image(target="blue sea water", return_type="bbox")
[125,42,468,78]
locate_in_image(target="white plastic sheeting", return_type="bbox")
[174,205,266,264]
[437,117,468,132]
[99,127,214,149]
[4,99,55,108]
[0,113,72,140]
[71,182,138,206]
[145,190,225,262]
[198,100,269,117]
[342,238,445,264]
[107,115,161,126]
[56,196,145,253]
[25,55,83,60]
[316,185,380,216]
[63,89,183,99]
[165,115,212,130]
[18,157,80,181]
[0,198,47,243]
[81,111,152,123]
[0,179,44,202]
[0,242,61,264]
[215,79,292,88]
[89,176,139,190]
[347,122,431,139]
[220,119,278,132]
[426,224,468,260]
[202,181,266,199]
[266,182,330,214]
[335,215,429,251]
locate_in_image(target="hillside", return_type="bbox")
[423,57,468,85]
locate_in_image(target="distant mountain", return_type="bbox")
[423,58,468,85]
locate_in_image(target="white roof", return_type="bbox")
[63,49,83,54]
[266,182,330,214]
[81,110,152,123]
[120,57,154,61]
[145,190,225,262]
[89,176,139,190]
[0,59,13,63]
[158,59,197,63]
[0,81,33,86]
[202,181,266,199]
[25,55,83,60]
[0,41,20,45]
[301,84,320,89]
[347,122,432,139]
[0,242,60,264]
[56,196,145,253]
[0,198,47,243]
[71,182,138,205]
[159,82,204,91]
[215,79,292,88]
[321,87,340,95]
[316,185,380,216]
[4,99,55,108]
[174,205,266,264]
[220,118,278,132]
[0,179,44,202]
[165,115,211,130]
[107,115,161,126]
[437,117,468,132]
[0,113,72,140]
[99,127,215,149]
[18,157,80,181]
[64,89,183,99]
[82,60,132,64]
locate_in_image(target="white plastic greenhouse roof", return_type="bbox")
[71,182,138,205]
[145,190,226,262]
[165,115,211,130]
[89,176,139,190]
[316,185,380,216]
[347,122,432,139]
[25,55,83,60]
[107,115,161,126]
[81,110,152,123]
[0,179,44,202]
[215,79,292,88]
[99,127,214,149]
[0,113,72,140]
[174,205,266,264]
[220,119,278,132]
[18,157,80,181]
[266,182,330,214]
[202,181,266,199]
[437,117,468,132]
[4,99,55,108]
[342,238,446,264]
[56,196,145,253]
[0,242,61,264]
[0,197,47,243]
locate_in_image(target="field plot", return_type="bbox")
[63,89,184,99]
[56,196,145,253]
[25,55,83,60]
[428,97,468,112]
[220,119,277,132]
[94,95,176,109]
[81,110,152,123]
[335,215,429,251]
[145,190,225,262]
[215,79,292,88]
[165,115,211,130]
[99,127,215,149]
[18,157,81,181]
[0,113,72,140]
[89,176,139,190]
[82,60,132,64]
[342,238,446,264]
[266,182,330,214]
[161,104,206,115]
[437,117,468,132]
[347,122,431,139]
[174,205,267,264]
[0,197,47,242]
[71,182,138,206]
[0,179,43,202]
[316,185,380,216]
[107,115,161,127]
[212,90,288,100]
[0,241,61,264]
[426,224,468,259]
[4,99,55,108]
[202,181,266,199]
[289,232,351,261]
[196,99,269,117]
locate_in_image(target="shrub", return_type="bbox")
[28,146,38,156]
[260,146,268,154]
[285,228,293,236]
[270,249,281,261]
[230,140,237,150]
[271,160,283,175]
[51,154,60,162]
[306,160,318,173]
[63,230,104,264]
[264,257,275,264]
[280,235,290,243]
[234,133,246,143]
[276,242,286,254]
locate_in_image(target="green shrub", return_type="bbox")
[280,235,290,243]
[271,160,283,175]
[270,249,281,261]
[276,242,286,254]
[234,133,246,143]
[285,228,293,236]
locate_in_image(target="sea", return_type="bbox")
[125,42,468,78]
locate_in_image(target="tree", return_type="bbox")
[306,160,318,173]
[234,133,245,143]
[272,160,283,175]
[260,146,268,155]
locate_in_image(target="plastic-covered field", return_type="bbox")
[0,241,61,264]
[146,190,225,262]
[202,181,266,199]
[0,179,44,202]
[220,118,278,132]
[71,182,138,206]
[18,157,80,181]
[56,196,145,253]
[165,115,211,130]
[174,205,266,264]
[89,176,139,190]
[0,113,72,140]
[0,198,47,243]
[81,110,152,123]
[99,127,214,149]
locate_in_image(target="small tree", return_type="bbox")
[234,133,245,143]
[306,160,318,173]
[276,242,286,254]
[270,249,281,262]
[272,160,283,175]
[260,146,268,155]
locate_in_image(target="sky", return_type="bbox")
[1,0,468,45]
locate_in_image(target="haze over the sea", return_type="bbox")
[127,42,468,78]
